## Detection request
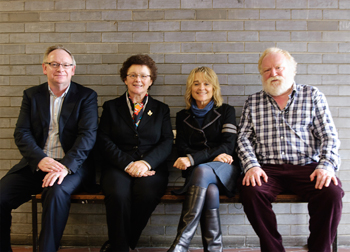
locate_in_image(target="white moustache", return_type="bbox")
[267,76,283,85]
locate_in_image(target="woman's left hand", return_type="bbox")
[126,161,154,177]
[213,153,233,164]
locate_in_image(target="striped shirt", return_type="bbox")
[43,85,70,159]
[237,83,340,173]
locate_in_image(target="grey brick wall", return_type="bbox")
[0,0,349,248]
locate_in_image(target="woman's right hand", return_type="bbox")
[173,157,191,170]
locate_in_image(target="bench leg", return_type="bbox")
[332,231,337,252]
[31,195,38,252]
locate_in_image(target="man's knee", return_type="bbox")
[317,184,344,205]
[240,185,270,206]
[240,185,259,198]
[42,184,70,203]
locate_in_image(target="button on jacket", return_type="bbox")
[97,92,173,171]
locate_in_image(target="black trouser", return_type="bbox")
[101,167,168,251]
[0,166,85,252]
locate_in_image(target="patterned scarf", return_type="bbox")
[129,93,148,129]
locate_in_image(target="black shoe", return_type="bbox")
[100,240,112,252]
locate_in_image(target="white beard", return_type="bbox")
[262,76,293,97]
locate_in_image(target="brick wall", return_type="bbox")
[1,0,349,248]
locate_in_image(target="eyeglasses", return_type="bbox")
[45,62,74,69]
[127,73,151,80]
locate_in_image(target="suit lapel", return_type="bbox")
[117,94,137,132]
[137,96,155,130]
[36,83,50,133]
[59,82,77,136]
[183,110,200,130]
[201,108,221,130]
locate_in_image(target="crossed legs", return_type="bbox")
[169,164,224,252]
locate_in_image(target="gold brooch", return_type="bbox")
[147,110,153,116]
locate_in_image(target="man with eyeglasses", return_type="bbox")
[237,47,344,252]
[0,45,98,252]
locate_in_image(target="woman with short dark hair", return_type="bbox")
[98,54,173,252]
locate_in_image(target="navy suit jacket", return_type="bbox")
[10,82,98,176]
[97,93,173,172]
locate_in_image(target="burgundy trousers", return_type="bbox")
[239,163,344,252]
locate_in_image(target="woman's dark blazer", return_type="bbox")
[97,93,173,171]
[176,103,238,176]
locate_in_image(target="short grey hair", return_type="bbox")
[43,45,76,66]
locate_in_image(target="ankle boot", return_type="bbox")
[168,185,207,252]
[200,208,223,252]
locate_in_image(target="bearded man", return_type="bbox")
[237,47,344,252]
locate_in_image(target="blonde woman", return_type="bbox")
[168,66,241,252]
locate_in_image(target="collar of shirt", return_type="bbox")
[48,84,70,98]
[263,82,297,111]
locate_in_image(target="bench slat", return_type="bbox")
[33,186,304,203]
[31,186,336,252]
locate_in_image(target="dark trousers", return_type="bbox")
[0,166,85,252]
[101,167,168,252]
[239,163,344,252]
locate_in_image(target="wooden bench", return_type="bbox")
[31,186,338,252]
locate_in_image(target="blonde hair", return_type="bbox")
[258,47,297,75]
[184,66,223,109]
[43,45,76,66]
